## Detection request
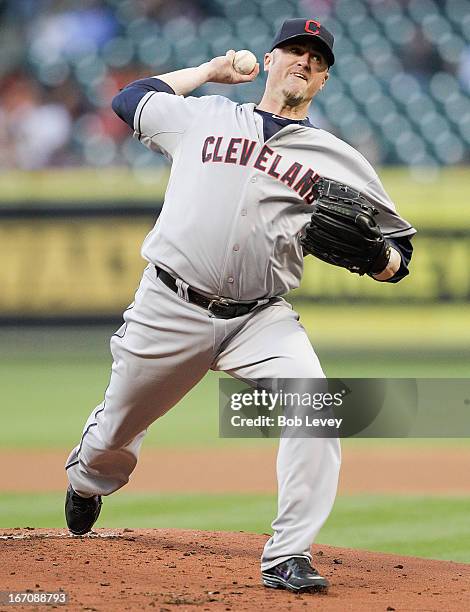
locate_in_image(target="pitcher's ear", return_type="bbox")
[264,52,272,72]
[320,72,329,89]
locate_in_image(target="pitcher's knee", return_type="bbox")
[102,425,133,451]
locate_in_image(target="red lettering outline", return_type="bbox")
[254,144,274,172]
[225,138,242,164]
[202,136,215,163]
[280,162,302,187]
[240,139,257,166]
[305,19,321,35]
[212,136,224,162]
[294,169,320,198]
[267,154,282,178]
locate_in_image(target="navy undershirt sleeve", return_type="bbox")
[112,78,176,128]
[377,234,414,283]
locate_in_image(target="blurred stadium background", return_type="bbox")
[1,0,470,558]
[2,0,470,169]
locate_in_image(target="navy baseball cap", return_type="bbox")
[270,18,335,67]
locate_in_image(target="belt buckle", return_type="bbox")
[208,296,234,318]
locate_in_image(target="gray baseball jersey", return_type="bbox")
[135,92,415,300]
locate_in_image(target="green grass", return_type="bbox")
[0,492,276,533]
[1,320,468,449]
[1,349,469,449]
[2,492,469,562]
[0,358,224,449]
[319,494,470,562]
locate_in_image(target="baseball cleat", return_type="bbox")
[65,485,102,535]
[262,556,329,593]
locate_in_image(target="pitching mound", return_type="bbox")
[1,529,468,611]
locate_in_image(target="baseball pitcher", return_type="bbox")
[64,18,415,593]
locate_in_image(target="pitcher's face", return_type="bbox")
[264,42,329,107]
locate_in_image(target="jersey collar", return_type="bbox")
[254,107,314,128]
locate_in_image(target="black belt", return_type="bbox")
[156,266,270,319]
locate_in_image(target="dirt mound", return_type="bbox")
[1,529,468,611]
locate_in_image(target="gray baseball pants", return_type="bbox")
[66,264,341,570]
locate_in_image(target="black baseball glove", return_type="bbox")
[301,178,391,276]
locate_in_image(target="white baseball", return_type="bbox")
[233,50,257,75]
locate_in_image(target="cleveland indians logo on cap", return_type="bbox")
[304,19,321,35]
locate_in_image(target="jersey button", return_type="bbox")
[233,244,239,251]
[250,177,257,183]
[241,209,247,216]
[227,277,234,283]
